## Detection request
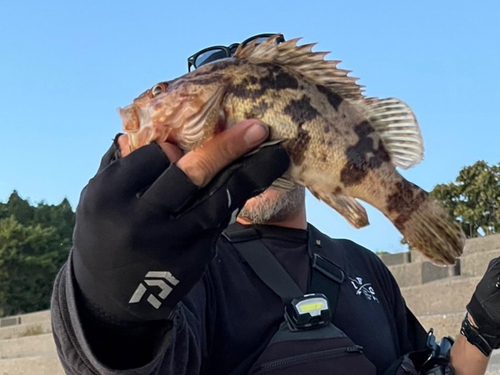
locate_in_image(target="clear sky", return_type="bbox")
[0,0,498,253]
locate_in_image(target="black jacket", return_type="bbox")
[51,223,427,374]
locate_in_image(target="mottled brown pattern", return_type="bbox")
[121,36,465,266]
[244,101,270,119]
[230,66,299,99]
[287,125,311,165]
[283,95,320,125]
[387,180,428,230]
[340,121,391,187]
[316,84,343,110]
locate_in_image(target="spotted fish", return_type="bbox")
[119,35,465,265]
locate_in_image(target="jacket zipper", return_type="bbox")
[252,345,364,373]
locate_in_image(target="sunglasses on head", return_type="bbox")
[187,33,285,72]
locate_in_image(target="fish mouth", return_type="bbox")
[118,104,141,132]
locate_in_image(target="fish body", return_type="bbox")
[119,36,465,265]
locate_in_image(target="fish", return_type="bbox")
[118,35,465,265]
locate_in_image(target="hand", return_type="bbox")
[72,120,289,323]
[466,257,500,354]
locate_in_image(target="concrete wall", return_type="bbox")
[380,233,500,287]
[0,233,499,374]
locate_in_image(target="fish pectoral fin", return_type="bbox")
[178,85,227,147]
[313,191,369,229]
[271,177,296,191]
[361,97,424,170]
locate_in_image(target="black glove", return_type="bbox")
[465,257,500,355]
[72,139,289,323]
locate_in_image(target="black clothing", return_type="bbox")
[51,223,427,375]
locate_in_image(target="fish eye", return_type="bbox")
[151,83,168,97]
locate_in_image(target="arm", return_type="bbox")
[450,328,489,375]
[51,120,289,373]
[450,258,500,375]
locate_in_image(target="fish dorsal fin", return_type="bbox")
[362,97,424,169]
[234,35,364,100]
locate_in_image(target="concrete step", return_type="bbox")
[486,349,500,374]
[388,261,457,288]
[401,275,481,316]
[464,234,500,255]
[0,320,52,340]
[0,311,50,328]
[417,311,464,339]
[461,249,500,277]
[0,355,64,375]
[0,333,56,359]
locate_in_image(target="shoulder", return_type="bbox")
[310,224,388,269]
[310,225,398,290]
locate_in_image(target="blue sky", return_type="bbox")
[0,0,498,253]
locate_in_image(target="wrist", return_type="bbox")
[460,313,493,356]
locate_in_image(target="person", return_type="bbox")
[51,34,500,375]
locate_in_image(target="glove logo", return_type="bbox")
[129,271,179,309]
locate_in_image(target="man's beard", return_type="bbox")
[238,185,305,225]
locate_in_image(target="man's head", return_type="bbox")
[238,185,306,225]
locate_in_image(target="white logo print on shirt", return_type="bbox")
[349,277,379,303]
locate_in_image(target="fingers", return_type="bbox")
[117,134,131,157]
[97,134,122,174]
[184,144,290,229]
[93,143,171,199]
[118,134,184,163]
[176,119,269,187]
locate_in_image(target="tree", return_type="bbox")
[0,192,74,316]
[431,160,500,238]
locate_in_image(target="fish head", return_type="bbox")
[119,65,229,151]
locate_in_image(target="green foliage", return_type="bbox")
[0,191,74,316]
[431,160,500,238]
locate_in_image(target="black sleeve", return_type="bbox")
[50,253,210,375]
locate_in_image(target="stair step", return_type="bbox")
[401,276,481,316]
[0,311,50,328]
[464,234,500,255]
[461,249,500,277]
[0,321,52,340]
[388,261,458,288]
[417,310,464,339]
[0,333,56,359]
[0,356,64,375]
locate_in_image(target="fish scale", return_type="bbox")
[118,35,465,265]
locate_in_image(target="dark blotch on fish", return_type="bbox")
[287,124,311,165]
[245,101,270,118]
[284,95,319,125]
[340,121,391,187]
[387,180,428,230]
[230,67,299,99]
[317,84,343,110]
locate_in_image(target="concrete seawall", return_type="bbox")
[1,233,499,374]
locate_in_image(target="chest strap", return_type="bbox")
[222,224,345,316]
[222,226,303,304]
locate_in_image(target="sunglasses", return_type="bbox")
[187,33,285,71]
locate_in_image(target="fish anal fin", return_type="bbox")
[271,177,296,191]
[311,189,369,229]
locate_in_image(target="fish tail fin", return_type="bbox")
[396,197,465,265]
